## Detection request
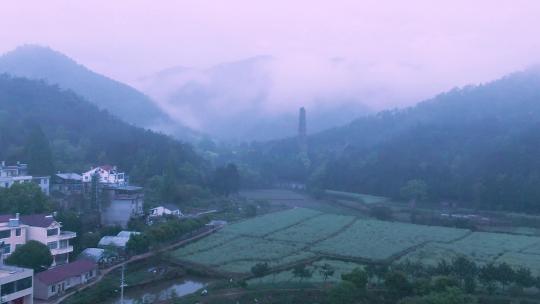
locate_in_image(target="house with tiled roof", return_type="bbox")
[0,213,76,266]
[34,259,97,300]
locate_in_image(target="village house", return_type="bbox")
[0,264,34,304]
[51,173,83,195]
[81,165,126,185]
[33,259,97,300]
[0,161,50,195]
[149,204,183,217]
[101,184,144,227]
[0,214,76,266]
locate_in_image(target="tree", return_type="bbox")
[341,268,368,289]
[211,163,240,196]
[328,281,362,304]
[292,264,313,282]
[399,287,478,304]
[514,267,535,288]
[5,240,53,272]
[25,123,55,176]
[0,183,51,214]
[495,262,515,290]
[479,263,498,293]
[400,179,428,202]
[385,271,413,300]
[251,262,269,277]
[450,256,477,287]
[125,234,150,254]
[319,263,335,282]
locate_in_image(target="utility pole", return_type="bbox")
[120,264,126,304]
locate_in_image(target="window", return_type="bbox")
[0,277,32,296]
[59,239,69,249]
[2,245,10,254]
[0,230,10,239]
[51,285,56,293]
[15,228,21,236]
[1,282,14,296]
[47,228,59,236]
[47,241,58,249]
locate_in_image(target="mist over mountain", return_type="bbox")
[245,67,540,211]
[137,56,371,141]
[0,45,196,140]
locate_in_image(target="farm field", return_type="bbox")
[399,232,540,275]
[171,208,540,275]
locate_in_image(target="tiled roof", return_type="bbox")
[20,214,55,228]
[36,260,97,285]
[55,173,82,181]
[0,214,56,227]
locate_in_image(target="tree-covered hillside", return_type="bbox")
[247,68,540,212]
[0,45,195,139]
[0,75,206,185]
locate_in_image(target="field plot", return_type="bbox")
[399,232,540,274]
[175,236,303,266]
[222,208,321,237]
[312,220,469,260]
[172,208,540,275]
[266,214,355,244]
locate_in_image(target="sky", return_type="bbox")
[2,0,540,111]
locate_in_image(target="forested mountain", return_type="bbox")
[0,75,206,185]
[247,67,540,212]
[0,45,196,139]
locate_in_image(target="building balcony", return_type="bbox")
[59,231,77,240]
[51,245,73,256]
[48,231,76,241]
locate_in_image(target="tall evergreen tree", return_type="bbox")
[25,123,54,175]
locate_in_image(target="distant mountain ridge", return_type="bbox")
[247,67,540,212]
[0,45,196,140]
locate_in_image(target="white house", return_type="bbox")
[82,165,126,185]
[0,264,34,304]
[0,161,50,195]
[0,214,76,266]
[149,204,183,217]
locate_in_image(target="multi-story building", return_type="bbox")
[0,161,50,195]
[0,214,76,266]
[0,264,34,304]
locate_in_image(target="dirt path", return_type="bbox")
[46,227,222,304]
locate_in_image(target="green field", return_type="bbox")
[171,208,540,275]
[399,232,540,274]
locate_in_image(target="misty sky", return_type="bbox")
[2,0,540,110]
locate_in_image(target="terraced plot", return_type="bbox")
[222,208,321,237]
[312,220,469,260]
[266,214,355,243]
